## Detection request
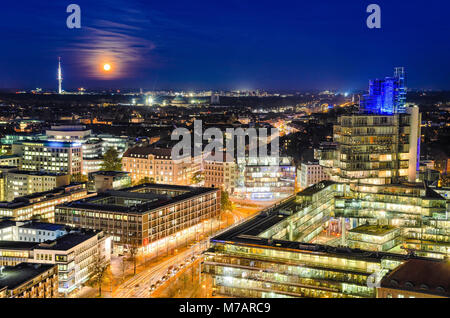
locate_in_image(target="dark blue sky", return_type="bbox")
[0,0,449,91]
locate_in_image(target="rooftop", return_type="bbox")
[5,169,68,177]
[19,222,66,232]
[90,171,130,177]
[0,241,39,250]
[58,183,218,214]
[349,225,399,236]
[212,196,435,264]
[381,259,450,297]
[297,180,335,196]
[0,263,57,290]
[34,230,101,251]
[123,146,173,159]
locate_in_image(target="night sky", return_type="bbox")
[0,0,449,91]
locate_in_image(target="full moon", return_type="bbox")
[103,64,111,71]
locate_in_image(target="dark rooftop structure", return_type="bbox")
[0,241,39,250]
[0,219,66,232]
[123,146,173,159]
[297,180,335,196]
[3,169,68,177]
[19,222,66,232]
[380,259,450,297]
[89,171,130,177]
[59,183,218,214]
[0,263,57,291]
[34,230,101,251]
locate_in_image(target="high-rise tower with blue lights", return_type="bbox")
[360,67,406,114]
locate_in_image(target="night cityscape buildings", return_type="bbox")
[0,1,449,306]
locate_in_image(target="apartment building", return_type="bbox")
[0,229,111,294]
[32,230,111,294]
[204,153,239,194]
[13,140,83,175]
[0,183,90,222]
[4,170,70,201]
[299,161,329,190]
[122,146,201,185]
[0,155,21,167]
[0,263,58,298]
[0,219,67,242]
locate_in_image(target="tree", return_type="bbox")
[120,255,127,282]
[221,190,233,212]
[70,173,88,183]
[133,177,155,186]
[127,244,139,275]
[191,171,205,185]
[90,251,109,297]
[101,147,122,171]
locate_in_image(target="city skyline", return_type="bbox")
[0,1,449,91]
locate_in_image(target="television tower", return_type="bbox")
[57,57,63,94]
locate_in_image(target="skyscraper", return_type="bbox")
[360,67,407,114]
[319,105,421,185]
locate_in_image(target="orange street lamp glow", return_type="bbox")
[103,64,111,71]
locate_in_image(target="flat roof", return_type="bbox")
[90,171,130,177]
[211,197,434,264]
[0,241,39,250]
[349,225,399,236]
[20,222,66,232]
[5,169,68,177]
[59,183,218,214]
[34,230,100,251]
[0,263,56,290]
[0,219,16,230]
[297,180,335,196]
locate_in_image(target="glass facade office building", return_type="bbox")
[360,67,407,115]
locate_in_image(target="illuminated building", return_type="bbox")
[360,67,407,114]
[46,125,91,141]
[55,184,220,253]
[204,185,449,298]
[299,161,329,190]
[4,170,70,201]
[204,153,239,194]
[378,259,450,298]
[122,146,201,185]
[0,229,111,294]
[88,171,131,192]
[0,219,67,242]
[0,183,89,222]
[46,126,132,175]
[346,225,401,252]
[0,155,21,167]
[0,263,58,298]
[234,156,296,201]
[0,166,18,201]
[13,140,83,175]
[322,105,421,185]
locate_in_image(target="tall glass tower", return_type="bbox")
[360,67,406,114]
